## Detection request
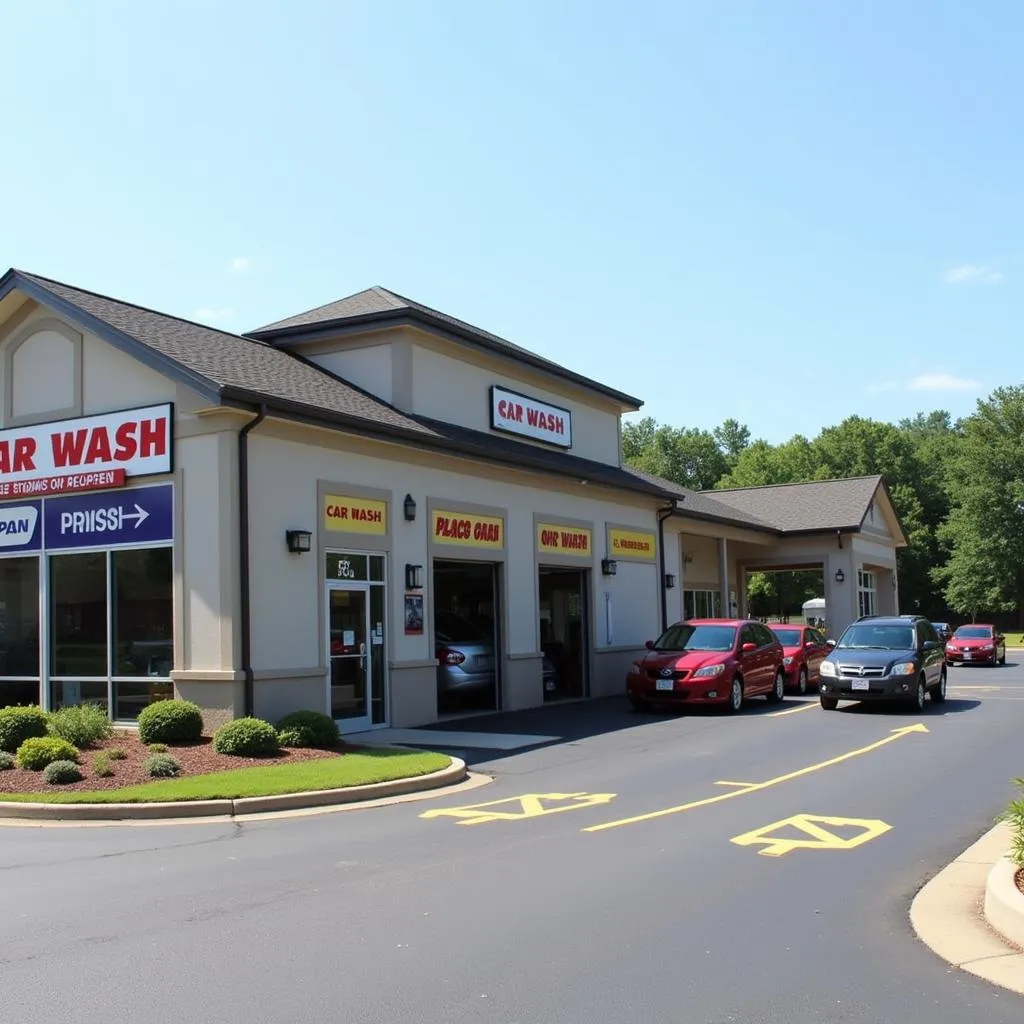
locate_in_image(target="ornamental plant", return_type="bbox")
[0,751,15,770]
[0,706,49,753]
[212,717,279,757]
[276,710,340,749]
[48,703,112,748]
[137,699,204,744]
[16,736,79,771]
[143,753,180,778]
[1001,777,1024,866]
[92,751,115,777]
[43,760,83,785]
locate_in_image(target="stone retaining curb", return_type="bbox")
[0,757,467,822]
[910,822,1024,996]
[985,854,1024,951]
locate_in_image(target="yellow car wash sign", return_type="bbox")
[324,494,387,535]
[433,509,504,549]
[537,522,592,558]
[609,527,656,561]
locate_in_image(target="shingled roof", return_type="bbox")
[248,286,642,408]
[0,269,668,503]
[710,476,906,541]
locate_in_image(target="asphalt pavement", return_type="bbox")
[3,665,1024,1023]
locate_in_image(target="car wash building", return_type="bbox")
[0,269,907,732]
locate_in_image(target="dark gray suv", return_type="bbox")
[818,614,947,712]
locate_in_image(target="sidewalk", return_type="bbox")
[911,822,1024,995]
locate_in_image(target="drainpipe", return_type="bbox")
[239,404,268,718]
[657,503,678,633]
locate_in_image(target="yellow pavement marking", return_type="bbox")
[948,685,1004,691]
[583,723,928,833]
[715,780,757,787]
[730,813,892,858]
[420,792,615,825]
[768,701,819,717]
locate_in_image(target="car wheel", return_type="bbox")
[767,669,785,704]
[797,667,808,695]
[629,697,650,713]
[910,678,926,712]
[820,695,839,711]
[999,649,1007,666]
[726,677,744,714]
[930,667,947,704]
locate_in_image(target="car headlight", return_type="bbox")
[820,661,837,677]
[889,662,916,676]
[628,663,641,676]
[980,644,994,651]
[693,664,725,678]
[783,656,793,665]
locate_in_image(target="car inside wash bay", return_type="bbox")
[0,269,908,733]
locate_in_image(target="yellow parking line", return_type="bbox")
[769,701,819,717]
[714,780,757,788]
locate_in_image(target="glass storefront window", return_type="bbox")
[51,552,107,678]
[0,556,40,708]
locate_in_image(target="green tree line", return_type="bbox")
[622,388,1024,627]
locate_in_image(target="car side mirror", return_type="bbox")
[741,642,757,654]
[805,640,816,648]
[922,640,938,651]
[826,639,836,648]
[645,640,655,650]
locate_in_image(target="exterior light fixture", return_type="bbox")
[601,558,618,577]
[405,564,424,589]
[285,529,312,554]
[664,573,677,589]
[403,494,417,522]
[834,568,845,584]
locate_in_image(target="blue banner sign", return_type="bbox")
[0,500,42,553]
[44,484,174,550]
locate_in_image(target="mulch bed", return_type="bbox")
[0,731,352,795]
[1016,867,1024,897]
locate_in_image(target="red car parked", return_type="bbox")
[627,618,786,713]
[945,624,1006,666]
[768,623,830,695]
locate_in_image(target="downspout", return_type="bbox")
[657,502,678,633]
[239,404,268,718]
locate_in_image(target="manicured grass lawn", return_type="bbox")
[0,747,450,804]
[1003,632,1024,647]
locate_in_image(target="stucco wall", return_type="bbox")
[311,345,394,406]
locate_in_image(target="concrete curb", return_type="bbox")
[985,855,1024,950]
[0,757,467,822]
[910,822,1024,996]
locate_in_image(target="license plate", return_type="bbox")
[851,678,870,691]
[656,679,675,691]
[964,653,973,661]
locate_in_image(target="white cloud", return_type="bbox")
[909,372,981,392]
[229,257,254,273]
[193,306,235,324]
[866,380,898,394]
[944,264,1003,285]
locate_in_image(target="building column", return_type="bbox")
[718,537,729,618]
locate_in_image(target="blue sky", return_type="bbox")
[2,1,1020,443]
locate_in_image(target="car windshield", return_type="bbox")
[654,623,736,652]
[836,624,915,650]
[771,628,803,646]
[954,626,992,639]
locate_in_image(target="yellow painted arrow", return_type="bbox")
[585,724,928,833]
[422,792,616,825]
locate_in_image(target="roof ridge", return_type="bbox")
[16,269,273,349]
[712,474,882,494]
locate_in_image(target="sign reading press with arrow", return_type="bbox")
[43,483,173,550]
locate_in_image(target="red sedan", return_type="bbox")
[945,624,1006,666]
[768,623,830,694]
[627,618,786,713]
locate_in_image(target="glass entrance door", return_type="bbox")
[327,583,372,732]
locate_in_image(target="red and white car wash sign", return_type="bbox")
[489,385,572,449]
[0,403,173,499]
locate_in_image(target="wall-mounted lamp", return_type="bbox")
[403,494,417,522]
[405,563,424,589]
[834,568,846,584]
[664,573,677,589]
[285,529,312,554]
[601,558,618,577]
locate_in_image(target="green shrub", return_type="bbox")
[148,742,169,753]
[92,751,115,777]
[143,753,180,778]
[137,699,203,744]
[1002,777,1024,866]
[276,710,340,749]
[0,706,49,753]
[108,747,128,761]
[212,717,280,757]
[48,703,112,748]
[16,736,79,771]
[43,759,83,785]
[0,751,15,770]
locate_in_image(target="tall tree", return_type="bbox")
[713,418,751,465]
[934,387,1024,626]
[622,417,729,491]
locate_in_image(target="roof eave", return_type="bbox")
[247,307,644,410]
